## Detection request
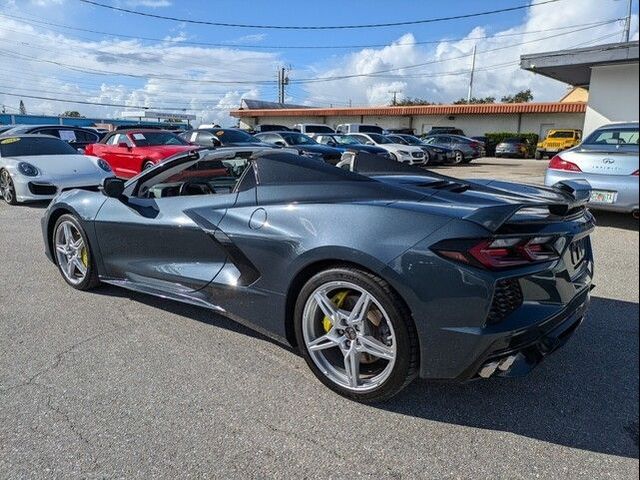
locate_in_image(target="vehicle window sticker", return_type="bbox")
[59,130,77,142]
[133,133,146,140]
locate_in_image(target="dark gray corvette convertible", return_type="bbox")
[42,147,595,402]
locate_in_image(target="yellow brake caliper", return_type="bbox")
[81,247,89,268]
[322,290,350,333]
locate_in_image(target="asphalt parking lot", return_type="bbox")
[1,158,638,479]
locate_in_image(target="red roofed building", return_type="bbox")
[230,100,586,138]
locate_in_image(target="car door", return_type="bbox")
[93,161,253,293]
[98,134,129,177]
[114,133,141,178]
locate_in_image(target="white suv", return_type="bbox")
[349,133,426,165]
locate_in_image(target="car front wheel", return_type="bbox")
[53,214,100,290]
[295,267,419,402]
[451,150,464,164]
[0,169,17,205]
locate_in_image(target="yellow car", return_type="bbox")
[535,129,582,159]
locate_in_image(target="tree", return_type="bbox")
[61,111,84,118]
[392,97,437,106]
[501,89,533,103]
[19,100,26,115]
[453,96,496,105]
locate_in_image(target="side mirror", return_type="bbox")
[210,137,222,147]
[274,140,286,147]
[102,177,125,198]
[365,141,374,145]
[327,141,337,147]
[117,142,130,149]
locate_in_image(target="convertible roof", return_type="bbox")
[254,152,371,185]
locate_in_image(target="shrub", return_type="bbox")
[484,132,539,156]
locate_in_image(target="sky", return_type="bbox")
[0,0,638,126]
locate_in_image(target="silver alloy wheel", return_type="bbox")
[453,150,464,164]
[0,170,15,203]
[302,281,397,392]
[54,220,88,285]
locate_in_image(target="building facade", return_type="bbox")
[231,102,586,138]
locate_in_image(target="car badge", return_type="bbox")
[602,158,615,164]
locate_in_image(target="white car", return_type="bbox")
[0,134,114,205]
[349,133,426,165]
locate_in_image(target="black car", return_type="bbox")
[181,128,272,148]
[254,131,343,165]
[0,124,100,153]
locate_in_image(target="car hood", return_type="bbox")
[293,144,341,155]
[372,173,591,232]
[7,154,101,176]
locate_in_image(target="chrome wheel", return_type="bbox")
[452,150,464,164]
[0,170,16,204]
[54,220,88,285]
[302,281,397,392]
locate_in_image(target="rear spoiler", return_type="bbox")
[463,179,592,232]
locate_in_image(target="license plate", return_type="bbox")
[569,239,586,268]
[589,190,617,204]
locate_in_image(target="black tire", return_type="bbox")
[534,150,543,160]
[52,214,100,290]
[0,169,17,205]
[450,150,464,165]
[294,266,419,403]
[423,151,430,165]
[389,152,399,162]
[461,157,473,164]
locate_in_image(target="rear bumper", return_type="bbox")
[545,169,639,213]
[458,288,590,380]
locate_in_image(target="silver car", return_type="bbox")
[544,122,639,214]
[0,134,113,205]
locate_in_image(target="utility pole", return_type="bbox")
[388,90,401,106]
[623,0,633,42]
[467,44,477,103]
[277,66,289,104]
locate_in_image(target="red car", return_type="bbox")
[85,129,195,178]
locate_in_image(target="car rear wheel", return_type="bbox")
[295,267,419,402]
[451,150,464,165]
[53,214,99,290]
[0,169,17,205]
[423,151,430,165]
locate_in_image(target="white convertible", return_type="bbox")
[0,134,113,205]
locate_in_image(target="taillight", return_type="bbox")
[469,142,480,148]
[549,155,582,172]
[434,237,559,270]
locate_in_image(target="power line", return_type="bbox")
[0,11,618,50]
[78,0,563,30]
[0,20,617,89]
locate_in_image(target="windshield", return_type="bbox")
[210,129,256,143]
[0,136,77,157]
[281,132,317,145]
[368,133,392,144]
[399,135,422,145]
[330,135,360,145]
[305,125,334,133]
[131,131,189,146]
[548,131,575,138]
[583,127,639,146]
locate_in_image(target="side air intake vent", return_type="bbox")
[486,279,523,325]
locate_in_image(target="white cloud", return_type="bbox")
[0,14,280,125]
[301,0,638,106]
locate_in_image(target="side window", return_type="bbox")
[106,134,119,145]
[73,130,99,143]
[36,128,61,138]
[236,164,256,191]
